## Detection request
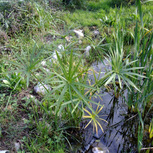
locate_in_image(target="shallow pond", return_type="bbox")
[78,60,147,153]
[81,91,139,153]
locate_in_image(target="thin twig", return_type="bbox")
[125,113,138,122]
[141,147,153,150]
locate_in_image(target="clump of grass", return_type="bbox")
[0,1,56,37]
[9,44,44,88]
[97,14,145,94]
[126,0,153,151]
[44,51,103,125]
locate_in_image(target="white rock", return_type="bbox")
[29,95,34,99]
[0,151,9,153]
[47,58,53,66]
[52,51,58,60]
[58,44,64,51]
[92,147,109,153]
[49,59,52,63]
[35,73,40,76]
[14,142,20,151]
[27,94,34,99]
[52,51,62,60]
[78,40,82,44]
[41,61,46,66]
[27,95,38,105]
[65,36,73,42]
[43,68,50,72]
[92,147,104,153]
[73,29,84,39]
[84,46,91,57]
[34,82,51,95]
[2,80,10,86]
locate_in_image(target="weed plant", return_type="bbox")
[83,104,107,134]
[44,51,103,126]
[128,1,153,151]
[96,12,145,94]
[9,45,43,88]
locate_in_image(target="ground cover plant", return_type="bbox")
[0,0,153,152]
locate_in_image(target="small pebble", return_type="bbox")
[92,147,109,153]
[65,36,73,42]
[58,44,64,51]
[34,82,51,95]
[14,142,20,152]
[73,29,84,39]
[84,46,91,57]
[52,51,62,60]
[93,30,100,37]
[41,61,46,66]
[43,68,50,72]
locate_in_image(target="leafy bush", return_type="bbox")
[0,61,26,92]
[1,72,26,91]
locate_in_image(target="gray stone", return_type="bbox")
[43,68,50,73]
[27,94,39,105]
